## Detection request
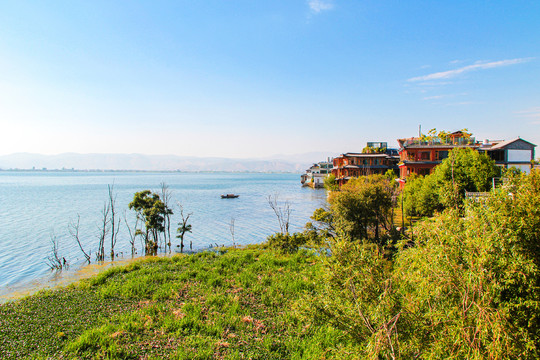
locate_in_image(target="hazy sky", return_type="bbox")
[1,1,539,158]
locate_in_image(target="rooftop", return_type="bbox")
[398,136,478,148]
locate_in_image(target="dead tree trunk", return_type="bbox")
[124,210,139,256]
[160,182,173,251]
[97,202,110,261]
[108,184,120,260]
[70,214,90,263]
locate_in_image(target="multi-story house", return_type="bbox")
[478,138,536,174]
[397,131,479,180]
[332,143,399,186]
[301,159,333,188]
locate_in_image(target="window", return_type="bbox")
[420,152,431,160]
[437,151,448,160]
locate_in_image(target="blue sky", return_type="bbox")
[1,1,539,158]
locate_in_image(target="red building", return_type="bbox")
[332,151,399,186]
[397,131,479,181]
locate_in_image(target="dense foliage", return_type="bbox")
[327,175,397,245]
[308,170,540,359]
[403,147,501,217]
[323,173,339,191]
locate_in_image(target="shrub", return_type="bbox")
[266,233,308,253]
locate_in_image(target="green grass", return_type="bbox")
[0,246,359,359]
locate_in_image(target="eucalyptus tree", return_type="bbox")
[129,190,170,255]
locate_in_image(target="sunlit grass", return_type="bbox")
[0,246,360,359]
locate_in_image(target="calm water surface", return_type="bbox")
[0,171,326,296]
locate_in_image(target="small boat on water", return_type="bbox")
[221,194,239,199]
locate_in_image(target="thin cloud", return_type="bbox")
[423,95,445,100]
[308,0,334,13]
[515,107,540,124]
[515,107,540,115]
[423,92,468,101]
[408,58,532,82]
[444,101,480,107]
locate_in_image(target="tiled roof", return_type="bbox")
[485,137,537,150]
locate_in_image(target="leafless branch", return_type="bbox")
[108,184,120,259]
[69,214,90,263]
[46,232,67,270]
[267,194,291,234]
[160,182,174,250]
[124,210,139,255]
[96,202,110,261]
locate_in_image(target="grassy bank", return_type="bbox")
[0,246,357,359]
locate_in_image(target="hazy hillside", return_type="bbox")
[0,152,334,172]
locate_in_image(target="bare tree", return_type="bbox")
[96,202,110,261]
[69,214,90,263]
[124,210,139,256]
[46,232,67,270]
[267,194,291,235]
[108,184,120,260]
[176,203,192,253]
[229,217,236,248]
[160,182,174,251]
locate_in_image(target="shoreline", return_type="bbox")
[0,248,205,303]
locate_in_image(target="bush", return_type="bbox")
[306,170,540,359]
[266,232,308,253]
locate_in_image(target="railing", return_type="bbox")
[403,137,477,147]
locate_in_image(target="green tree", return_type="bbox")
[128,190,168,254]
[328,175,394,245]
[432,147,500,209]
[403,148,501,216]
[402,173,441,217]
[175,205,192,253]
[323,174,339,191]
[384,168,398,181]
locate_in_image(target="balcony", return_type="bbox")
[403,137,477,147]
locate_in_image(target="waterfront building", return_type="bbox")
[478,138,536,174]
[397,131,536,185]
[397,130,479,180]
[301,159,333,188]
[332,143,399,186]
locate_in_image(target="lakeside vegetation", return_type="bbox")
[1,247,355,359]
[1,150,539,359]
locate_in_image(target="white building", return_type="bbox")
[301,159,333,188]
[478,138,536,174]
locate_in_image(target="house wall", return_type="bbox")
[507,149,532,162]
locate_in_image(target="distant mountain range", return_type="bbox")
[0,152,338,173]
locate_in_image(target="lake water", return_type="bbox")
[0,171,327,296]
